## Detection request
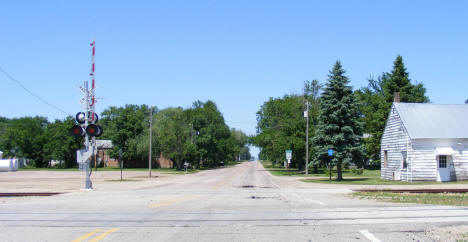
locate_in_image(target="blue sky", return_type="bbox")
[1,1,468,158]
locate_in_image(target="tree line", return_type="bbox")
[253,55,429,179]
[0,116,82,168]
[0,100,251,169]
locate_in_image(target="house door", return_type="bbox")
[437,155,450,182]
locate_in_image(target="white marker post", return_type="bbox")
[286,150,292,175]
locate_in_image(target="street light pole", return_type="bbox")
[305,101,310,175]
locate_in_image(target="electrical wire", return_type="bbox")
[0,66,71,116]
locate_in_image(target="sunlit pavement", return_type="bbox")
[1,162,466,241]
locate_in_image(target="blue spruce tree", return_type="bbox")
[313,61,365,180]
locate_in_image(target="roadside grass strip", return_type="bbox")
[72,228,119,242]
[261,161,382,178]
[301,177,468,185]
[353,192,468,206]
[105,179,141,182]
[18,167,199,174]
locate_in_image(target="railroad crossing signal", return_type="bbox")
[70,125,85,137]
[76,112,86,124]
[70,112,103,138]
[86,124,102,137]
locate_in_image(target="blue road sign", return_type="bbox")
[328,149,334,156]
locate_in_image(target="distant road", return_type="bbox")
[0,162,466,241]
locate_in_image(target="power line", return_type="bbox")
[0,66,71,116]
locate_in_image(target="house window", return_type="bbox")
[384,150,388,167]
[439,155,447,168]
[402,151,407,169]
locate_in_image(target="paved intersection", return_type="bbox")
[0,162,467,241]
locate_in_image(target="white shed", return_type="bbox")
[381,102,468,182]
[0,159,18,171]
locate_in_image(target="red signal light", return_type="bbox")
[86,124,103,137]
[70,125,84,137]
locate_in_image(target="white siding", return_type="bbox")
[411,139,468,181]
[381,105,413,181]
[453,147,468,180]
[406,145,437,181]
[381,103,468,182]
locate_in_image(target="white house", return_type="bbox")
[381,102,468,182]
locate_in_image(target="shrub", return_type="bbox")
[351,167,364,175]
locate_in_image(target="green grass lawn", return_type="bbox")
[301,177,468,185]
[302,177,408,185]
[19,167,79,171]
[105,179,141,182]
[352,192,468,206]
[261,160,381,178]
[261,160,468,185]
[18,166,199,174]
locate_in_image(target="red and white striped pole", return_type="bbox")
[90,39,96,122]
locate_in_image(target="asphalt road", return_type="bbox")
[0,161,467,241]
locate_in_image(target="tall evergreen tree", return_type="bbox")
[383,55,429,103]
[356,55,429,166]
[313,61,365,180]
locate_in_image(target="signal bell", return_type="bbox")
[70,125,85,137]
[76,112,99,124]
[86,124,103,137]
[75,112,86,124]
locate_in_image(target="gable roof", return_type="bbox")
[394,103,468,139]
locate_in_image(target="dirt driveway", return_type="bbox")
[0,170,181,193]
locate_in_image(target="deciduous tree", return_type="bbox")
[100,104,151,167]
[0,116,48,167]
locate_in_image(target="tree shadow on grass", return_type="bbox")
[333,178,370,182]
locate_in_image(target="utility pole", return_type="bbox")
[148,106,153,178]
[306,102,309,175]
